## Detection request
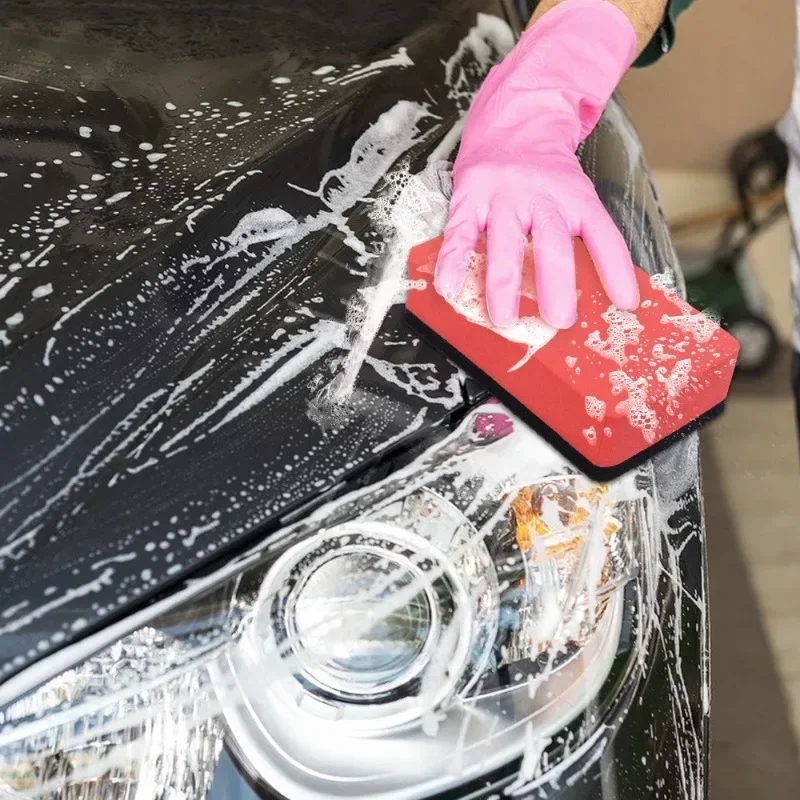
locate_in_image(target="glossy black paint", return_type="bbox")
[0,0,482,671]
[0,1,708,797]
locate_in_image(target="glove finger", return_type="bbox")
[532,202,577,329]
[581,201,639,311]
[434,205,482,301]
[485,205,528,327]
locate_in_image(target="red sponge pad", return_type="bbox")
[406,235,739,480]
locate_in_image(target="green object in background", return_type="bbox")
[673,130,788,376]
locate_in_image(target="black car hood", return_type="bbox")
[0,0,520,677]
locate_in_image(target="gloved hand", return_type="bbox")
[434,0,640,329]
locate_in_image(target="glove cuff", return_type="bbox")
[513,0,638,141]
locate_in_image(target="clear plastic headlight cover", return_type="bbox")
[0,404,656,800]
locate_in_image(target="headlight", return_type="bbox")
[0,403,654,799]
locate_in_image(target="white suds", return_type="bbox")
[661,313,718,344]
[650,271,719,343]
[584,306,644,366]
[585,395,606,421]
[0,278,20,300]
[222,208,299,251]
[333,48,414,86]
[609,370,658,443]
[657,358,693,415]
[31,284,53,299]
[651,343,674,361]
[445,247,556,372]
[105,192,131,205]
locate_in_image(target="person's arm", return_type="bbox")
[633,0,695,67]
[435,0,644,328]
[435,0,696,328]
[528,0,695,67]
[526,0,668,55]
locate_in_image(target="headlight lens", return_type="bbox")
[0,404,653,800]
[253,500,499,728]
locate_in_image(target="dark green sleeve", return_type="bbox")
[633,0,695,67]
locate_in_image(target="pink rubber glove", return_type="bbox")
[435,0,640,329]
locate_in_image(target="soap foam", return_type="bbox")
[651,343,674,362]
[584,395,606,421]
[657,358,692,416]
[609,370,658,443]
[448,249,556,371]
[650,272,718,344]
[661,313,718,344]
[585,306,644,367]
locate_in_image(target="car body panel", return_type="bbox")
[0,1,708,797]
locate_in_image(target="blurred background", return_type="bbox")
[621,2,800,796]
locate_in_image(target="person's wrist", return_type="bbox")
[514,0,637,139]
